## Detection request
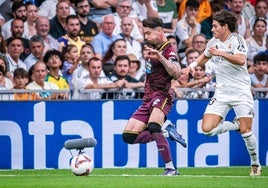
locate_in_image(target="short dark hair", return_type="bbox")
[186,0,200,8]
[254,53,268,64]
[13,68,28,78]
[213,10,237,32]
[43,50,65,69]
[115,55,130,66]
[66,14,79,24]
[88,57,102,66]
[6,37,23,47]
[142,17,163,28]
[74,0,88,7]
[12,2,26,13]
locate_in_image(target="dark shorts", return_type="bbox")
[131,91,173,124]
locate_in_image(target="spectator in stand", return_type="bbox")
[132,0,158,24]
[127,53,146,82]
[58,15,86,54]
[249,0,268,35]
[24,35,45,71]
[118,16,142,61]
[246,18,267,72]
[88,0,118,25]
[174,0,201,59]
[74,57,125,100]
[91,14,119,59]
[112,0,144,42]
[157,0,178,35]
[43,49,70,99]
[72,43,95,99]
[230,0,251,39]
[62,44,79,96]
[38,0,76,20]
[1,1,27,40]
[180,34,207,66]
[200,0,225,40]
[74,0,99,44]
[178,0,211,23]
[49,1,70,39]
[35,16,61,52]
[0,65,13,100]
[23,2,38,39]
[107,55,144,99]
[167,35,179,57]
[6,18,31,61]
[258,35,268,56]
[250,53,268,98]
[102,38,127,76]
[0,0,14,22]
[6,37,27,76]
[241,0,256,20]
[0,32,7,56]
[26,60,63,100]
[11,67,37,100]
[0,65,13,89]
[0,55,12,79]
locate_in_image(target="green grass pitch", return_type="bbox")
[0,167,267,188]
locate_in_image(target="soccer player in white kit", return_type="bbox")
[184,10,261,176]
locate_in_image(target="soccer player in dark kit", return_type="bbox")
[122,17,187,176]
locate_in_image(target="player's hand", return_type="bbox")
[144,45,161,59]
[208,46,220,56]
[182,66,195,77]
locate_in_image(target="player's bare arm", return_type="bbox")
[209,46,246,66]
[145,45,181,79]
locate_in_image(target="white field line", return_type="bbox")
[0,174,267,179]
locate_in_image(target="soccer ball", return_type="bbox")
[70,153,93,176]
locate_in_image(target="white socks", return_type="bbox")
[242,132,260,166]
[205,121,239,136]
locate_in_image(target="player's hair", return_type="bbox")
[213,10,237,32]
[142,17,163,28]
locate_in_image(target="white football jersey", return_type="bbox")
[204,33,251,96]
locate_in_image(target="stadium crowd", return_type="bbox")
[0,0,267,100]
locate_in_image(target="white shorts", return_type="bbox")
[204,94,255,119]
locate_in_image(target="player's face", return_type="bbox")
[211,20,225,40]
[143,27,159,46]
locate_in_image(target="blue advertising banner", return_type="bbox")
[0,100,267,169]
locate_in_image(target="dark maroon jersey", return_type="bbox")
[144,41,179,100]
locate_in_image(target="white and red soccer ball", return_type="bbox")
[70,153,93,176]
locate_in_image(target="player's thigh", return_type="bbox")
[148,107,165,125]
[202,114,223,132]
[233,104,254,133]
[124,118,147,133]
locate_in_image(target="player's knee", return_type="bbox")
[122,132,137,144]
[148,122,161,134]
[203,128,216,136]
